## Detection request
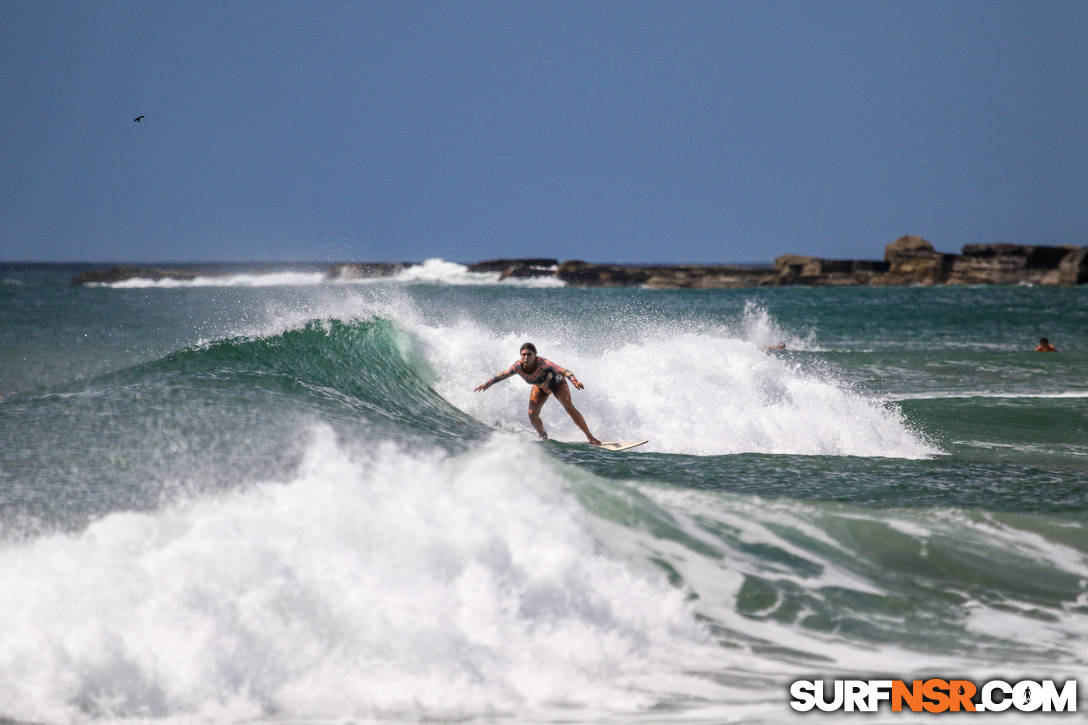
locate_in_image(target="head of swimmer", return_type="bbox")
[520,342,537,367]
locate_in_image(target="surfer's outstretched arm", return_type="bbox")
[474,365,516,392]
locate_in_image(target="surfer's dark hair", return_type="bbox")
[520,342,537,354]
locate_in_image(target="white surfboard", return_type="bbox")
[561,439,648,452]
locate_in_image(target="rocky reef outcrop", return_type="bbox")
[70,266,198,285]
[770,255,889,286]
[556,261,774,288]
[71,239,1087,288]
[556,237,1085,287]
[466,258,557,279]
[951,243,1085,286]
[770,236,1087,287]
[324,262,408,280]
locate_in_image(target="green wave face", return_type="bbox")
[146,317,486,437]
[2,317,488,531]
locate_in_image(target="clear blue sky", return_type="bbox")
[3,1,1086,263]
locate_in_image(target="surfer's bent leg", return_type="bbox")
[528,385,550,439]
[553,381,601,445]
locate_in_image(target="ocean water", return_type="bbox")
[1,262,1086,724]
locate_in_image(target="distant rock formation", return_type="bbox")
[324,262,408,280]
[70,266,197,285]
[771,255,889,286]
[71,238,1088,288]
[466,258,557,280]
[880,235,954,285]
[556,261,774,288]
[771,236,1087,287]
[1059,247,1088,285]
[951,243,1082,286]
[555,261,652,286]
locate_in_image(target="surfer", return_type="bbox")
[475,342,602,445]
[1035,337,1058,352]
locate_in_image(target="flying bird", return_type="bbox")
[133,115,145,122]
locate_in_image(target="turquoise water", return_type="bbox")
[1,264,1086,723]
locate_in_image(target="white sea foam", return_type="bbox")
[385,258,565,287]
[1,425,1083,723]
[99,271,327,288]
[429,307,937,459]
[891,391,1088,401]
[174,286,933,459]
[0,430,729,724]
[736,300,818,351]
[97,260,566,290]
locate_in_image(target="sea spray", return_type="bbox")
[390,258,565,288]
[427,309,937,458]
[0,430,727,723]
[735,300,817,352]
[97,271,327,289]
[92,259,567,290]
[181,291,925,461]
